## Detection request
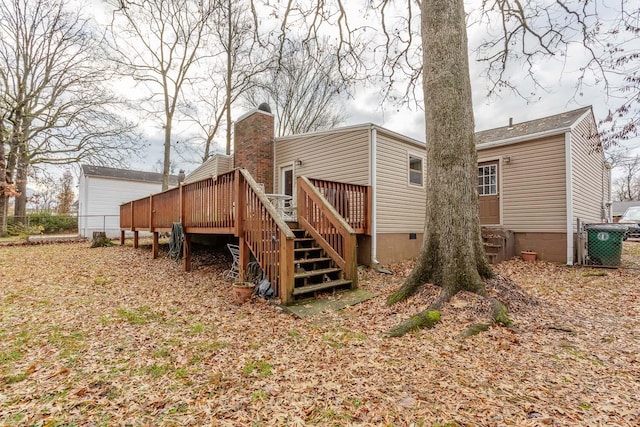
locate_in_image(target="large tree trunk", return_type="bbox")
[387,0,495,333]
[13,143,29,224]
[224,0,233,156]
[0,125,7,235]
[162,116,172,191]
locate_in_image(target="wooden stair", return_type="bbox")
[288,225,353,300]
[481,228,515,264]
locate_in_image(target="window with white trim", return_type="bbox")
[408,155,423,186]
[477,164,497,195]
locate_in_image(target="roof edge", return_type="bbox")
[476,127,570,150]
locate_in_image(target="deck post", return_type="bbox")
[149,195,154,231]
[279,230,294,304]
[152,232,159,259]
[183,232,192,271]
[133,230,139,248]
[236,170,249,281]
[238,236,250,281]
[179,183,185,224]
[344,234,358,289]
[120,230,125,245]
[234,169,242,238]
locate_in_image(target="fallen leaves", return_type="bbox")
[0,241,639,426]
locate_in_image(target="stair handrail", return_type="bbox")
[297,176,357,286]
[238,169,296,240]
[238,169,296,303]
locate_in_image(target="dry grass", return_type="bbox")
[1,241,639,426]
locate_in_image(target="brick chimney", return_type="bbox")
[233,104,275,192]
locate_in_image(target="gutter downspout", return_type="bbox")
[370,126,385,271]
[564,131,574,265]
[605,162,613,222]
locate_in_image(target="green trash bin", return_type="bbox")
[585,224,626,266]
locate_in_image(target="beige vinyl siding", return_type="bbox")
[478,135,567,232]
[274,126,371,192]
[375,130,427,233]
[570,113,607,228]
[185,155,233,184]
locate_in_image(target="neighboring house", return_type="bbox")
[612,200,640,222]
[78,165,178,238]
[189,105,609,265]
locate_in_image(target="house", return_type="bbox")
[474,106,610,264]
[612,201,640,222]
[188,105,609,265]
[120,105,609,303]
[78,165,178,238]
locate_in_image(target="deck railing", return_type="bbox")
[308,178,371,234]
[182,170,235,233]
[238,169,296,303]
[120,202,132,229]
[132,197,151,229]
[297,176,358,287]
[152,187,180,230]
[119,170,368,303]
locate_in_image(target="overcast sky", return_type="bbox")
[112,0,638,178]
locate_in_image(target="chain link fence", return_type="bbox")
[5,214,120,238]
[577,221,630,267]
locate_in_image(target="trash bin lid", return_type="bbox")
[585,223,628,232]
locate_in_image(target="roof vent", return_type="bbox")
[508,117,513,128]
[258,102,271,113]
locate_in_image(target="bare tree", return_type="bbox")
[474,0,639,147]
[107,0,216,188]
[56,170,75,214]
[181,0,270,159]
[279,0,640,335]
[244,38,347,137]
[611,154,640,201]
[0,0,139,227]
[0,114,14,235]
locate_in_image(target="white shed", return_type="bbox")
[78,165,178,238]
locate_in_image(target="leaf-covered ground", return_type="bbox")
[1,241,639,426]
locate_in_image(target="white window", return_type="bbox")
[478,164,497,195]
[408,155,423,186]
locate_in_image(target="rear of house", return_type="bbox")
[274,106,608,265]
[180,105,608,266]
[274,124,427,265]
[476,107,609,264]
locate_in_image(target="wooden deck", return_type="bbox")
[119,168,371,304]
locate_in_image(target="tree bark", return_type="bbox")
[0,122,7,235]
[91,231,113,248]
[388,0,493,311]
[225,0,233,156]
[162,116,172,191]
[13,142,29,224]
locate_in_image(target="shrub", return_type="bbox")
[7,212,78,235]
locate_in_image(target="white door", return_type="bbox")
[281,165,293,197]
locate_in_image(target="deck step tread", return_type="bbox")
[292,279,352,296]
[294,267,341,279]
[483,242,503,248]
[294,237,315,242]
[295,257,332,264]
[294,247,322,253]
